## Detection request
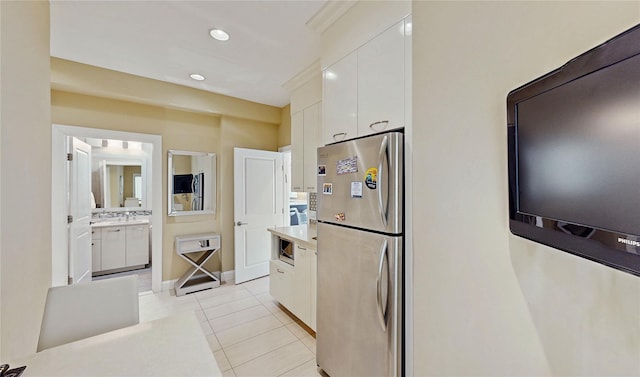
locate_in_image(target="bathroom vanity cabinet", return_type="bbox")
[91,220,150,275]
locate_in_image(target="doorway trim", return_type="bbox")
[52,124,163,292]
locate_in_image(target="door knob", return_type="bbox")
[236,221,248,226]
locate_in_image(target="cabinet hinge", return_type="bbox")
[68,276,74,285]
[67,215,73,224]
[66,153,73,161]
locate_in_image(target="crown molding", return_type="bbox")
[306,0,358,34]
[282,59,321,92]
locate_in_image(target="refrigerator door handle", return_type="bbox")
[377,136,389,228]
[376,239,388,332]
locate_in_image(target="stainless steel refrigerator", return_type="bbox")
[316,131,403,377]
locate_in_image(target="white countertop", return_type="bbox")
[268,224,317,249]
[91,218,150,228]
[11,312,221,377]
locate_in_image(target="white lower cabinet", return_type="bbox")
[100,226,126,271]
[310,249,317,330]
[91,228,102,272]
[270,260,294,309]
[125,225,149,267]
[92,223,150,273]
[293,244,312,326]
[269,242,317,331]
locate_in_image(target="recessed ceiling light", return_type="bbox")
[209,28,230,41]
[190,73,205,81]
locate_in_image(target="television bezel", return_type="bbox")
[173,174,194,194]
[507,23,640,276]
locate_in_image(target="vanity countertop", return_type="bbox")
[268,224,317,249]
[91,218,150,228]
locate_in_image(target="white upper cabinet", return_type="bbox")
[357,20,406,136]
[291,111,304,192]
[322,16,410,144]
[323,52,358,145]
[287,67,322,193]
[291,102,321,193]
[303,103,321,192]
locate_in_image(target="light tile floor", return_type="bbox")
[138,276,324,377]
[94,267,152,293]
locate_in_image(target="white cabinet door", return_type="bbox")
[101,226,126,270]
[310,248,317,331]
[293,244,312,325]
[323,51,358,145]
[91,228,102,272]
[126,225,149,267]
[292,103,321,193]
[302,103,320,192]
[357,20,406,136]
[269,260,294,308]
[290,111,304,192]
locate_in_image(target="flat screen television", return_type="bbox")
[507,24,640,275]
[173,174,193,194]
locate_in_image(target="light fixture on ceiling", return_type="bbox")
[190,73,206,81]
[209,28,230,41]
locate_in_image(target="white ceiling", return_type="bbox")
[50,0,326,108]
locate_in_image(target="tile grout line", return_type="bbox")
[276,357,317,377]
[228,336,304,372]
[191,278,318,376]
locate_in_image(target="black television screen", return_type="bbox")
[173,174,193,194]
[507,24,640,275]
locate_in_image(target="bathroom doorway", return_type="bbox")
[52,124,163,292]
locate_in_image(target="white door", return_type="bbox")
[234,148,284,284]
[68,137,92,284]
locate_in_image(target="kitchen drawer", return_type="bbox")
[269,260,294,309]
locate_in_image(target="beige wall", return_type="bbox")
[123,165,141,202]
[51,58,281,125]
[0,1,51,360]
[279,104,292,147]
[52,88,279,281]
[412,2,640,375]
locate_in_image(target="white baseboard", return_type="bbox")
[161,279,178,292]
[161,270,235,292]
[221,270,235,283]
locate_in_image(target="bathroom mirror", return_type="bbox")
[92,158,147,210]
[168,150,216,216]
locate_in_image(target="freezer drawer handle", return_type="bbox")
[377,135,389,228]
[376,239,389,332]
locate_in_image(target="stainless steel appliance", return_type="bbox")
[316,131,403,377]
[191,172,204,211]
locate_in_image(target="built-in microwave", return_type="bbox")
[278,238,294,265]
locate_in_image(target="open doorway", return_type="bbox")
[280,146,308,226]
[52,124,163,293]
